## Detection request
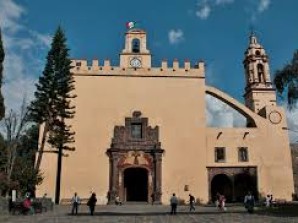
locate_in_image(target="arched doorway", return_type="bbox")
[124,168,148,201]
[234,173,257,202]
[106,111,164,204]
[211,174,233,202]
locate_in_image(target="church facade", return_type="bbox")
[37,29,294,204]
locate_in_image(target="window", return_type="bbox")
[131,123,142,139]
[76,62,81,66]
[132,38,140,53]
[238,147,248,162]
[215,147,225,162]
[257,64,264,82]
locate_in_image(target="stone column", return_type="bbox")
[155,153,163,203]
[108,154,119,204]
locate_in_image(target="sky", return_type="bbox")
[0,0,298,140]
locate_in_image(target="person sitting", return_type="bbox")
[115,196,122,205]
[23,197,34,215]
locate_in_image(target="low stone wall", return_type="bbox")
[0,197,8,214]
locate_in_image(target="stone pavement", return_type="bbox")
[1,204,298,223]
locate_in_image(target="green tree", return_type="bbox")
[29,26,76,203]
[0,27,5,120]
[274,50,298,108]
[12,125,43,196]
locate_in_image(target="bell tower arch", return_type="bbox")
[243,33,277,113]
[120,29,152,68]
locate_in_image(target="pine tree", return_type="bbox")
[274,50,298,109]
[29,26,76,203]
[0,27,5,120]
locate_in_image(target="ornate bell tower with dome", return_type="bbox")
[243,33,277,113]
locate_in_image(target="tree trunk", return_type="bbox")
[34,122,49,172]
[55,145,63,204]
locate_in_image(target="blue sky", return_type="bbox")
[1,0,298,136]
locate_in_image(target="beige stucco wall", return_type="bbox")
[37,68,213,203]
[37,68,294,203]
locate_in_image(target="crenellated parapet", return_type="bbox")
[70,59,205,78]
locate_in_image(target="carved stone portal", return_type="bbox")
[106,111,164,204]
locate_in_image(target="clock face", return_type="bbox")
[130,58,142,68]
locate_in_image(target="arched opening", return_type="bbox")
[205,86,258,127]
[257,64,264,82]
[234,173,257,202]
[132,38,140,53]
[206,95,247,128]
[211,174,233,202]
[124,168,148,201]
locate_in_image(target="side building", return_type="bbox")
[37,29,294,204]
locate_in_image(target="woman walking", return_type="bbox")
[87,193,97,216]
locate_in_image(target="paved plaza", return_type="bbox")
[1,205,298,223]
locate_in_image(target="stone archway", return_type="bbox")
[208,167,258,202]
[106,111,164,204]
[234,173,257,202]
[211,174,233,202]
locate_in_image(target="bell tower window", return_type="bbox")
[257,64,264,82]
[132,38,140,53]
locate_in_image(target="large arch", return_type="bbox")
[234,173,258,202]
[205,86,261,127]
[211,174,233,202]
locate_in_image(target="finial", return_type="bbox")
[249,26,258,45]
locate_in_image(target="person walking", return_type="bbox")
[71,192,81,215]
[87,193,97,216]
[170,193,178,215]
[244,191,255,213]
[151,192,155,205]
[189,194,195,212]
[218,194,227,211]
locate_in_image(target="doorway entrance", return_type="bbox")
[124,168,148,201]
[211,174,233,202]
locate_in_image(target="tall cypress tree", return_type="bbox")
[29,26,76,203]
[0,27,5,120]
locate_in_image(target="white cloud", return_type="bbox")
[258,0,270,12]
[285,107,298,143]
[215,0,235,5]
[0,0,25,33]
[0,0,50,112]
[196,4,211,19]
[206,94,247,127]
[195,0,271,20]
[168,29,184,45]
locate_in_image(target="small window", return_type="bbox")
[215,147,225,162]
[132,38,140,53]
[131,123,142,139]
[255,50,261,56]
[76,62,81,66]
[238,147,248,162]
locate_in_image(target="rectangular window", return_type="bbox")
[238,147,249,162]
[131,123,142,139]
[215,147,225,162]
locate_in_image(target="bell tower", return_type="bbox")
[120,28,152,69]
[243,33,277,113]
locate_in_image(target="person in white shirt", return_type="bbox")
[71,192,81,215]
